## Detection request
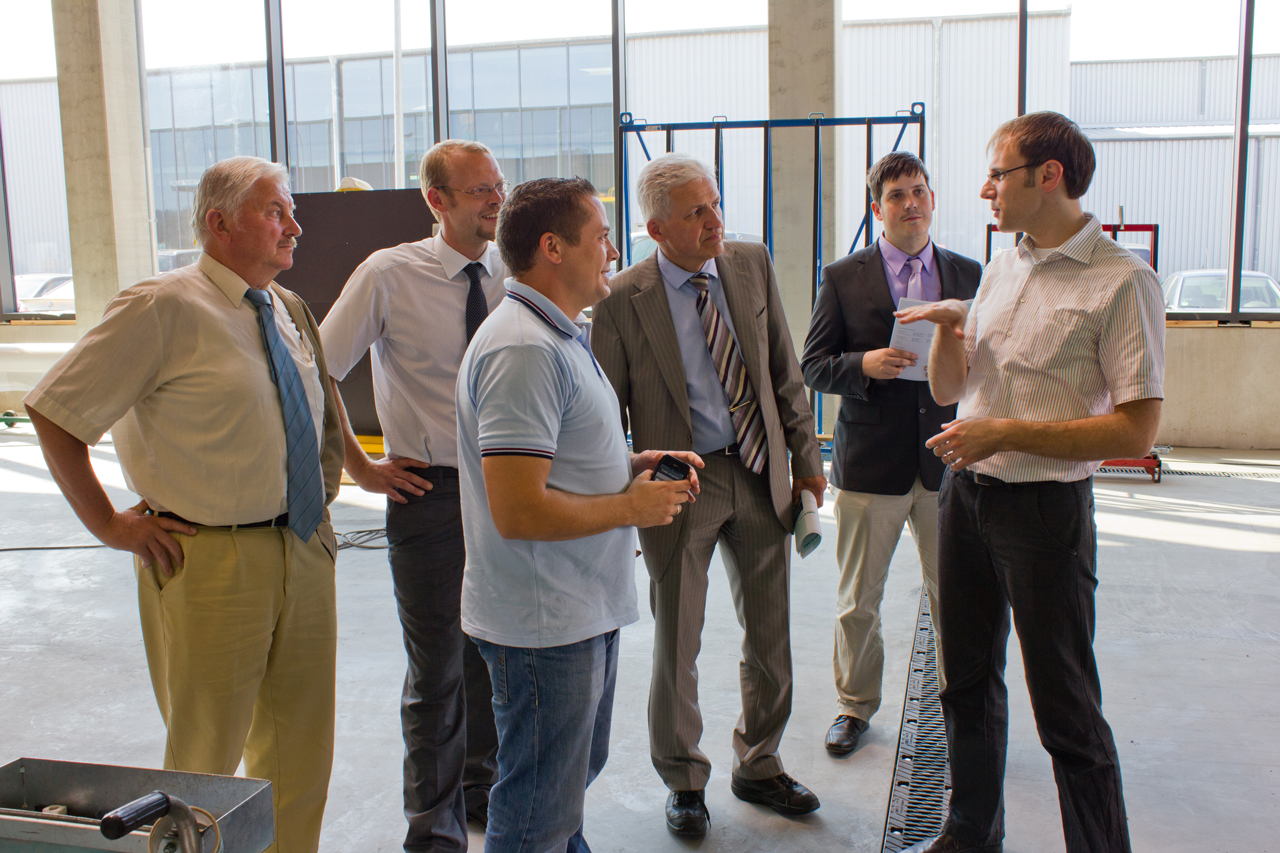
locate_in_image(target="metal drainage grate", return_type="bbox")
[881,589,950,853]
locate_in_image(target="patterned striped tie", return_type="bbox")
[244,288,324,542]
[688,273,768,474]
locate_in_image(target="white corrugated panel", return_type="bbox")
[1248,135,1279,280]
[0,79,71,275]
[1072,54,1278,127]
[625,28,769,236]
[1080,137,1237,277]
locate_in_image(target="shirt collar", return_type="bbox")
[877,235,933,277]
[1017,213,1102,264]
[198,252,258,307]
[657,247,718,293]
[505,280,580,339]
[434,233,499,282]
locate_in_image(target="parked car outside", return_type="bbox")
[12,273,72,312]
[18,277,75,315]
[158,248,202,272]
[1162,269,1280,312]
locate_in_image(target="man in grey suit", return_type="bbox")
[801,152,981,758]
[593,154,826,838]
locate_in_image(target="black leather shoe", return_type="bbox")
[464,798,488,829]
[729,773,820,816]
[665,789,709,837]
[825,715,869,756]
[902,833,1002,853]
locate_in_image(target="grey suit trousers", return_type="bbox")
[648,451,793,791]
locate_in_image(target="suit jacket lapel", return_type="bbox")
[864,245,897,332]
[631,258,693,427]
[936,247,960,300]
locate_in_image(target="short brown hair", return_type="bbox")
[867,152,930,205]
[989,111,1095,199]
[497,177,599,275]
[419,139,495,220]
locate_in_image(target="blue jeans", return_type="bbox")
[473,630,619,853]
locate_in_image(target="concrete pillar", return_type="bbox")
[52,0,152,334]
[0,0,151,412]
[767,0,841,431]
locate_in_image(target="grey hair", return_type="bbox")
[636,154,716,223]
[420,139,496,221]
[193,156,290,244]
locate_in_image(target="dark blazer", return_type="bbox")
[593,241,823,580]
[801,242,981,496]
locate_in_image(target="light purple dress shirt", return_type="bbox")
[878,236,940,306]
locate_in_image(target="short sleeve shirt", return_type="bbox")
[959,214,1165,482]
[456,281,638,648]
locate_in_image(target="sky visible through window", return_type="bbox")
[2,0,1278,79]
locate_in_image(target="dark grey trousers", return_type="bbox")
[936,469,1131,853]
[387,469,498,852]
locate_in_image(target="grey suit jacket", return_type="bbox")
[592,241,823,580]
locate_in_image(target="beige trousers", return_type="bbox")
[136,523,337,853]
[832,478,941,722]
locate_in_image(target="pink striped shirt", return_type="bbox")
[959,214,1165,483]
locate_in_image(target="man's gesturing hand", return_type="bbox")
[862,347,918,380]
[625,471,694,528]
[104,500,197,575]
[925,417,1007,471]
[895,298,969,340]
[347,455,433,503]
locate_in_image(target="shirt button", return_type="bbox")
[1006,331,1012,337]
[1020,298,1025,303]
[919,408,926,414]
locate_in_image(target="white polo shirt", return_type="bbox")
[456,281,638,648]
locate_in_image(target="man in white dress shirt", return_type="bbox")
[319,139,505,852]
[26,156,345,853]
[898,111,1163,853]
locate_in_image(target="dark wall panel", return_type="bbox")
[275,188,436,437]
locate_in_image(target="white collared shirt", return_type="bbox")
[320,234,507,467]
[26,253,325,524]
[960,214,1165,483]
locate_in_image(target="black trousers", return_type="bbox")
[387,470,498,852]
[936,470,1131,853]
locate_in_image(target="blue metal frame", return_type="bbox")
[618,104,927,433]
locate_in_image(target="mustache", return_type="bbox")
[278,238,298,248]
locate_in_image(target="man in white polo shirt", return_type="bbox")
[898,112,1163,853]
[320,140,504,850]
[457,176,700,853]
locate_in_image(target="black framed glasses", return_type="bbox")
[985,163,1042,184]
[436,181,509,198]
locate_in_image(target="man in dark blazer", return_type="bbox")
[593,154,826,838]
[801,151,981,758]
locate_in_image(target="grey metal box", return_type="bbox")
[0,758,272,853]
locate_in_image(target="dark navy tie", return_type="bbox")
[244,288,324,542]
[464,262,490,343]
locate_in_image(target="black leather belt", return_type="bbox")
[404,465,459,482]
[705,444,739,457]
[954,468,1011,488]
[154,510,289,529]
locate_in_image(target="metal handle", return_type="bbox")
[100,791,170,839]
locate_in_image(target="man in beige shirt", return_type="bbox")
[25,156,344,853]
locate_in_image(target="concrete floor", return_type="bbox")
[2,426,1278,852]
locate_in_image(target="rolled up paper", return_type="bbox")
[793,489,822,558]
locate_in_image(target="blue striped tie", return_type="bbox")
[244,288,324,542]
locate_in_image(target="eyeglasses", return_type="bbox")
[436,181,509,198]
[985,163,1041,184]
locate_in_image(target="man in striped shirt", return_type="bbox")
[897,112,1164,853]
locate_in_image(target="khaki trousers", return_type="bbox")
[136,523,337,853]
[832,477,941,722]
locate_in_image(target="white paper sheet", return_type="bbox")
[888,297,933,382]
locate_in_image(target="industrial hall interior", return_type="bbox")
[2,0,1278,851]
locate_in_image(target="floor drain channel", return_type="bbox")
[881,589,949,853]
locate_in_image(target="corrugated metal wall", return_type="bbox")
[1073,55,1279,126]
[0,78,71,275]
[625,27,769,238]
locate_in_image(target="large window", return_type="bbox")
[139,0,270,266]
[0,0,72,318]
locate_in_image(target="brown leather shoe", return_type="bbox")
[825,715,869,756]
[902,833,1002,853]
